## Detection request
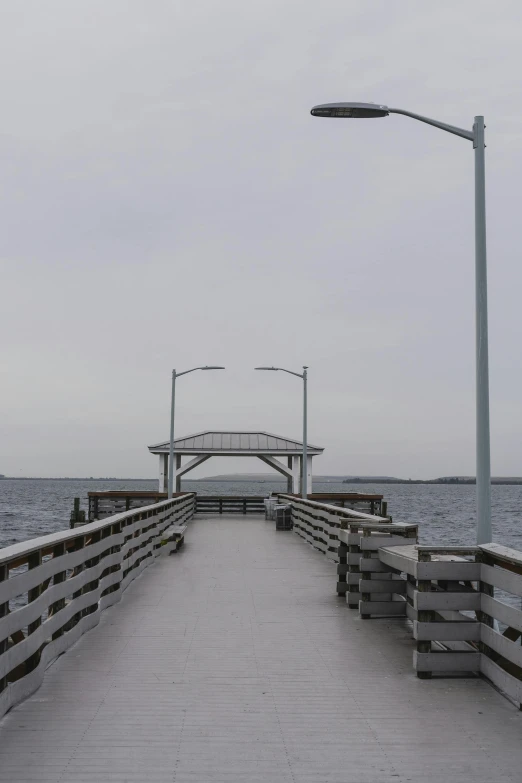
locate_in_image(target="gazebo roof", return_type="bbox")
[148,430,323,456]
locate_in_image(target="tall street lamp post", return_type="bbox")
[168,366,225,498]
[255,366,309,499]
[310,101,491,544]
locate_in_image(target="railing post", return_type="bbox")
[50,543,67,640]
[26,550,43,673]
[416,551,433,679]
[337,525,348,596]
[0,565,8,693]
[347,523,362,609]
[70,536,85,629]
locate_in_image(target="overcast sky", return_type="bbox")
[1,1,522,479]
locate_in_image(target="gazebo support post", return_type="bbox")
[175,455,182,493]
[159,454,168,493]
[292,456,300,494]
[287,457,292,493]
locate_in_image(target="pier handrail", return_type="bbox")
[0,499,184,566]
[0,493,195,719]
[277,494,390,524]
[282,494,522,706]
[278,494,393,563]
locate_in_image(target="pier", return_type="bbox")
[1,494,522,781]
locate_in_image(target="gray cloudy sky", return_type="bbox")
[1,1,522,479]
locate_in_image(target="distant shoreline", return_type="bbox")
[342,478,522,486]
[0,477,155,482]
[2,476,522,486]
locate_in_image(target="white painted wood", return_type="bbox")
[481,623,522,668]
[0,493,195,719]
[175,453,210,478]
[481,563,522,597]
[0,497,186,566]
[416,546,479,556]
[258,455,293,479]
[361,535,413,550]
[414,651,481,672]
[480,655,522,703]
[158,453,168,493]
[480,542,522,568]
[378,545,418,575]
[278,495,389,523]
[417,561,481,580]
[0,604,104,718]
[5,516,522,782]
[291,455,300,493]
[414,590,481,611]
[413,620,480,642]
[3,530,124,603]
[481,594,522,634]
[359,600,407,616]
[359,579,407,594]
[0,551,122,638]
[360,558,392,572]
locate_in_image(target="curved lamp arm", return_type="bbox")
[175,365,225,378]
[255,366,304,379]
[388,108,474,142]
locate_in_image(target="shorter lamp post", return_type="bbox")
[255,366,309,498]
[168,366,225,498]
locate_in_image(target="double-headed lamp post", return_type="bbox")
[255,366,309,499]
[168,366,225,498]
[311,101,491,544]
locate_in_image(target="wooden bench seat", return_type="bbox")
[162,523,188,554]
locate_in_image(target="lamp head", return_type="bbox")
[255,366,279,371]
[311,102,389,119]
[201,366,225,370]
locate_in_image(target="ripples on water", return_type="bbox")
[1,478,522,551]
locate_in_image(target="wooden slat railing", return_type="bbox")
[0,493,195,719]
[378,542,522,705]
[276,495,390,562]
[195,496,266,514]
[338,522,418,610]
[281,496,522,707]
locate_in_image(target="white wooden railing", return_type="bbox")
[282,496,522,708]
[276,494,390,561]
[380,542,522,704]
[0,493,195,718]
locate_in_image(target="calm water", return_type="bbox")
[1,478,522,551]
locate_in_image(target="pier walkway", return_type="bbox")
[1,515,521,782]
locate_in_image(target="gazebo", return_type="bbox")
[148,430,324,493]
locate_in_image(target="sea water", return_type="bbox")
[1,478,522,551]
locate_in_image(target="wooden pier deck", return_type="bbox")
[1,515,521,782]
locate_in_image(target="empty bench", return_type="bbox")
[162,524,188,554]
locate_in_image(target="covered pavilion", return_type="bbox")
[148,430,324,493]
